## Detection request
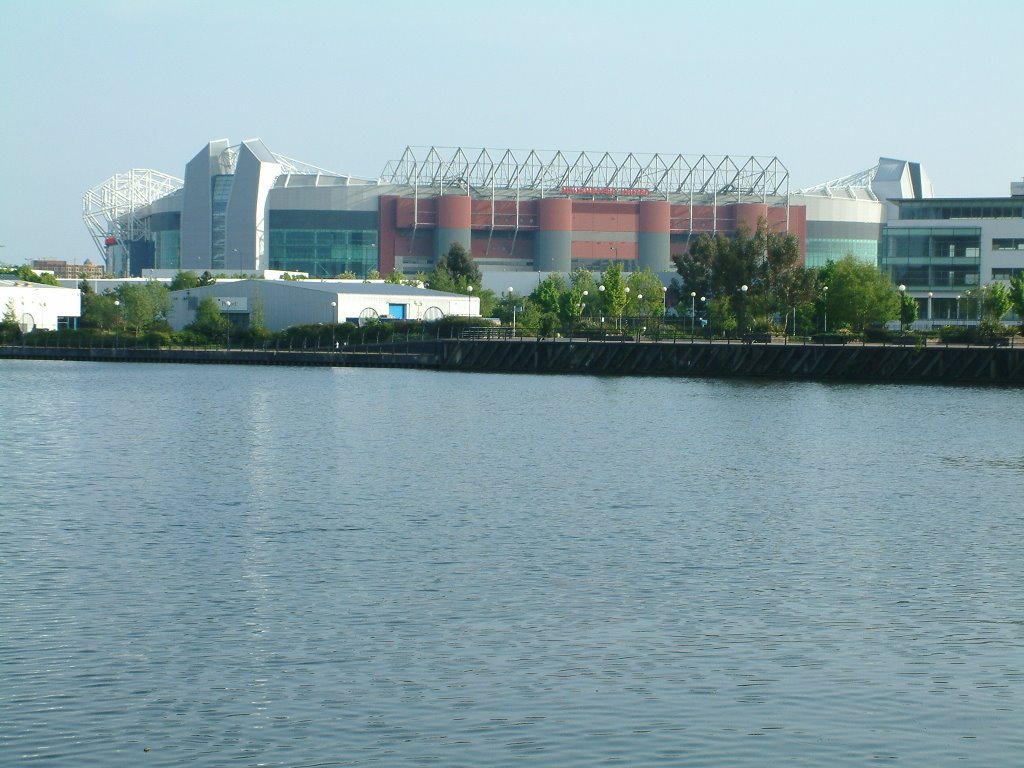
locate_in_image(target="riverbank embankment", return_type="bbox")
[3,338,1022,385]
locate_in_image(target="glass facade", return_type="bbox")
[268,210,378,278]
[804,238,878,269]
[898,200,1024,220]
[880,227,981,290]
[211,175,235,269]
[147,212,181,270]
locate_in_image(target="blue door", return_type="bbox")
[388,303,406,319]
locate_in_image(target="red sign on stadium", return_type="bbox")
[560,186,650,197]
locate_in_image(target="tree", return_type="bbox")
[819,255,899,332]
[0,265,60,286]
[531,273,567,316]
[112,281,169,336]
[1,299,20,340]
[708,296,736,335]
[599,262,628,326]
[898,289,919,331]
[982,282,1013,323]
[188,296,230,338]
[626,269,667,318]
[198,270,217,286]
[672,217,801,332]
[426,261,458,293]
[250,291,266,332]
[1009,273,1024,321]
[776,267,819,335]
[439,242,482,287]
[170,271,201,291]
[81,291,119,330]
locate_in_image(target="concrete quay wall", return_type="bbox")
[435,339,1024,384]
[2,340,1022,385]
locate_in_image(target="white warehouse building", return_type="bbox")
[0,279,82,332]
[167,280,479,332]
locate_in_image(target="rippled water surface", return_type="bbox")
[2,360,1023,766]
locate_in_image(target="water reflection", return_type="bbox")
[2,361,1022,766]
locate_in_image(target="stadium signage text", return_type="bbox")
[560,186,650,197]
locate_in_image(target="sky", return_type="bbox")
[1,0,1021,267]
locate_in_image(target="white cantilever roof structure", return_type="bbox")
[82,169,184,263]
[381,146,790,203]
[796,158,933,203]
[796,164,881,201]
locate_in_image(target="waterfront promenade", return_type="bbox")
[3,337,1022,385]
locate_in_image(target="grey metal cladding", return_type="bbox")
[806,221,883,240]
[180,140,229,270]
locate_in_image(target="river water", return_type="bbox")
[2,360,1022,766]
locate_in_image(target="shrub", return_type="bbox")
[863,326,892,343]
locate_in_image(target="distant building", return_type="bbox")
[32,259,104,279]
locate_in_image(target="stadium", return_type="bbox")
[82,140,1022,323]
[82,139,814,280]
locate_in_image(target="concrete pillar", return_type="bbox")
[536,197,572,272]
[638,200,671,271]
[735,203,769,234]
[435,196,472,261]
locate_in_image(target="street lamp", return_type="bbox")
[690,291,696,336]
[819,282,827,331]
[898,284,907,332]
[662,285,668,316]
[466,284,473,317]
[956,294,961,322]
[330,301,338,349]
[928,291,934,326]
[701,295,707,337]
[508,287,516,334]
[739,284,748,335]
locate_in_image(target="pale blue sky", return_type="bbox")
[1,0,1021,266]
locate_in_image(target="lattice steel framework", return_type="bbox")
[82,169,184,269]
[217,144,349,178]
[796,164,880,200]
[382,146,790,203]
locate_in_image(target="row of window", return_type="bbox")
[267,228,378,278]
[992,268,1024,281]
[899,201,1024,220]
[886,267,980,289]
[993,238,1024,251]
[804,238,878,269]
